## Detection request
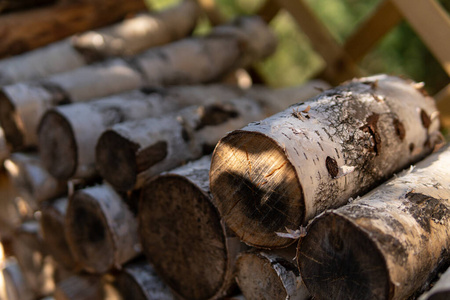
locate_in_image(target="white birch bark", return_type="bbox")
[297,144,450,300]
[419,267,450,300]
[0,1,200,86]
[65,184,140,274]
[96,98,264,191]
[236,248,310,300]
[210,74,442,248]
[139,156,245,300]
[114,260,174,300]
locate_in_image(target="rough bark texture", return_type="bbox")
[297,144,450,300]
[0,0,147,58]
[97,98,263,191]
[0,1,200,86]
[419,267,450,300]
[114,260,175,300]
[4,153,67,204]
[53,275,103,300]
[38,85,243,180]
[139,156,244,300]
[1,258,34,300]
[0,16,275,150]
[236,248,310,300]
[40,197,77,270]
[65,184,141,273]
[73,0,200,58]
[12,221,56,297]
[210,75,441,248]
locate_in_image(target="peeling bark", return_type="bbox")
[40,197,77,270]
[12,221,56,297]
[0,16,275,150]
[419,267,450,300]
[4,153,67,204]
[139,156,244,300]
[236,247,310,300]
[114,260,174,300]
[53,275,103,300]
[297,145,450,300]
[65,184,141,273]
[210,75,441,248]
[0,1,200,86]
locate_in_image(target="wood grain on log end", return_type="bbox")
[40,198,76,270]
[210,131,304,249]
[139,175,228,300]
[96,130,139,191]
[65,192,115,274]
[0,90,23,149]
[38,110,77,179]
[297,212,391,300]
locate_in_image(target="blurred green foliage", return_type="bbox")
[148,0,449,94]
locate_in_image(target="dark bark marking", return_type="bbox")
[405,192,449,233]
[271,258,300,276]
[181,128,190,142]
[420,109,431,129]
[140,86,167,95]
[317,142,324,151]
[40,81,71,105]
[393,118,406,141]
[334,148,340,159]
[195,104,239,130]
[315,130,324,141]
[360,113,381,155]
[326,156,339,178]
[303,152,308,160]
[136,141,168,172]
[409,143,415,153]
[201,143,215,155]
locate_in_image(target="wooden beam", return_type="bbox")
[344,0,403,62]
[390,0,450,76]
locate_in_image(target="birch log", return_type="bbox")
[0,0,147,58]
[4,153,67,204]
[65,184,140,273]
[40,197,77,270]
[0,1,200,86]
[1,258,34,300]
[420,267,450,300]
[139,156,244,300]
[236,248,310,300]
[53,275,104,300]
[297,144,450,300]
[38,85,243,180]
[114,260,174,300]
[12,221,56,297]
[210,74,441,249]
[97,98,263,191]
[0,16,275,150]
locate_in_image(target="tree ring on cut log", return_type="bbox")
[297,212,391,300]
[210,130,304,249]
[96,130,139,191]
[0,91,23,149]
[38,110,77,179]
[65,192,115,273]
[139,175,228,300]
[236,252,289,300]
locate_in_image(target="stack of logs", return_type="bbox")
[0,1,449,300]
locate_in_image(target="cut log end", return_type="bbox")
[0,90,23,149]
[139,175,227,300]
[210,131,304,249]
[65,192,115,273]
[236,253,288,300]
[96,130,138,191]
[297,212,391,300]
[38,110,77,179]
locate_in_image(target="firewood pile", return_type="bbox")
[0,1,449,300]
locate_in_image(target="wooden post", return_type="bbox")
[210,75,442,248]
[114,260,175,300]
[0,0,147,58]
[236,247,310,300]
[40,197,77,270]
[65,184,140,273]
[297,145,450,300]
[0,1,200,86]
[139,156,245,300]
